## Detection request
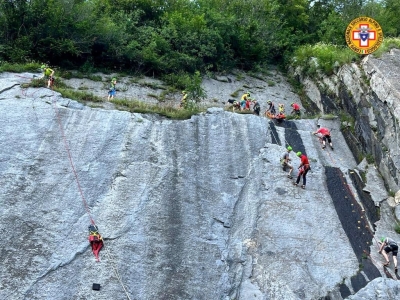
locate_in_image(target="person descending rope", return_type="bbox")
[88,224,104,262]
[108,78,117,101]
[281,146,294,178]
[379,237,398,273]
[41,64,54,88]
[290,102,301,117]
[253,99,260,116]
[265,100,276,117]
[294,151,310,189]
[313,124,333,150]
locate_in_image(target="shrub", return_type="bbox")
[292,43,359,77]
[0,62,41,73]
[373,38,400,58]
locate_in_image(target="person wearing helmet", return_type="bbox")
[252,99,260,116]
[379,237,398,272]
[294,151,310,189]
[265,100,276,117]
[313,124,333,150]
[281,146,294,178]
[107,78,117,101]
[290,102,301,117]
[180,90,188,108]
[41,64,54,88]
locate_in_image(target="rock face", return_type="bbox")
[1,73,400,299]
[296,49,400,193]
[293,49,400,299]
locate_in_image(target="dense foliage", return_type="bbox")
[0,0,399,74]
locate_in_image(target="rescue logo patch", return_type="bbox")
[345,17,383,54]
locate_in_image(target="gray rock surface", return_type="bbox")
[1,71,400,299]
[294,49,400,299]
[347,277,400,299]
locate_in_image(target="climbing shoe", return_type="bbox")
[330,145,334,150]
[322,145,326,149]
[287,175,293,179]
[395,267,398,273]
[301,185,306,189]
[293,182,298,186]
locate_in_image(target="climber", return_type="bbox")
[294,151,310,189]
[265,100,276,117]
[379,237,398,272]
[281,146,294,178]
[88,224,104,262]
[290,102,301,117]
[313,124,333,150]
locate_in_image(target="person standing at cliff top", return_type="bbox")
[107,78,117,101]
[313,124,333,150]
[41,64,54,88]
[294,151,310,189]
[379,237,398,273]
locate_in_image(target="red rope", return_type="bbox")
[51,98,95,225]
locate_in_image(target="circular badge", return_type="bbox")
[345,16,383,54]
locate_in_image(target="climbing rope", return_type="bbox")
[103,248,132,300]
[45,85,132,298]
[52,99,95,225]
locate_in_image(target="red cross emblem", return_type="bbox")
[352,24,376,47]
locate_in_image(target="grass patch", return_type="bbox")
[147,93,159,99]
[248,72,265,81]
[339,112,355,132]
[57,70,103,81]
[372,37,400,58]
[88,75,103,82]
[54,88,104,102]
[21,77,70,89]
[0,62,41,73]
[141,81,167,90]
[235,73,245,81]
[365,153,375,164]
[394,223,400,234]
[111,98,204,119]
[291,42,359,77]
[267,80,275,87]
[320,114,338,120]
[230,89,243,98]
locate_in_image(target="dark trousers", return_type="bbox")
[296,167,309,186]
